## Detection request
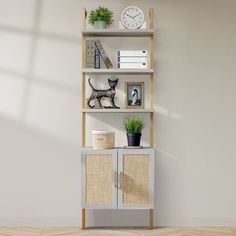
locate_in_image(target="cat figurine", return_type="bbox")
[87,78,120,109]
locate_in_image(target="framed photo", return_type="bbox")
[125,82,144,109]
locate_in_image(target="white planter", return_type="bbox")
[94,20,107,29]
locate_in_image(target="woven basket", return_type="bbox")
[92,131,115,149]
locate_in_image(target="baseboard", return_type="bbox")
[1,217,236,226]
[157,217,236,226]
[0,218,81,226]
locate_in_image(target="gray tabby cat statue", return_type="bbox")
[87,78,120,109]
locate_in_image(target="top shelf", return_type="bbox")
[81,29,154,37]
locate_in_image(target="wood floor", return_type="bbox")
[0,227,236,236]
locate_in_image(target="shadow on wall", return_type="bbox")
[0,0,82,145]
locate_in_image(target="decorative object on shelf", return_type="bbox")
[125,82,144,109]
[123,116,144,146]
[118,50,147,57]
[118,50,148,69]
[95,40,113,68]
[89,6,113,29]
[86,40,95,68]
[87,78,120,109]
[119,6,146,29]
[92,130,115,149]
[118,62,147,69]
[86,39,112,69]
[94,48,100,69]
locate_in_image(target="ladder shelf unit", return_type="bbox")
[81,8,155,229]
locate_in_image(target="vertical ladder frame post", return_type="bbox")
[82,112,86,148]
[82,8,87,107]
[82,208,86,229]
[149,8,155,229]
[149,208,154,229]
[149,8,154,148]
[81,8,87,148]
[81,8,87,229]
[81,8,87,109]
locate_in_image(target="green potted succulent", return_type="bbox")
[89,6,113,29]
[123,117,144,146]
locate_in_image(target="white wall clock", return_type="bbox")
[120,6,146,30]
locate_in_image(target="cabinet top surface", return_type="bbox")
[81,147,154,151]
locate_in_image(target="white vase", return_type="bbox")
[94,20,107,29]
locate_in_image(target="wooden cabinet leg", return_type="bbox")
[149,208,154,229]
[82,208,86,229]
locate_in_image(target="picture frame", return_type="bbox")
[125,82,144,109]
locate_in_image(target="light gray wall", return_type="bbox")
[0,0,236,226]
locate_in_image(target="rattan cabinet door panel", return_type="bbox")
[81,149,117,209]
[118,149,154,209]
[123,154,149,204]
[86,154,112,204]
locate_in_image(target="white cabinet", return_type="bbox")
[81,148,154,209]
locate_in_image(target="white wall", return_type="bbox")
[0,0,236,226]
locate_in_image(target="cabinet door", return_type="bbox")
[118,149,154,209]
[81,149,117,209]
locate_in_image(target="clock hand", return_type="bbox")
[133,12,141,18]
[125,12,139,26]
[125,13,134,19]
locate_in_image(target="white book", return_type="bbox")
[118,62,147,69]
[118,57,147,63]
[118,50,147,57]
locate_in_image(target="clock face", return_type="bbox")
[121,6,145,29]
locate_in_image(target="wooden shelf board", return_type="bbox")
[81,29,154,37]
[82,109,153,113]
[82,68,154,75]
[82,146,153,150]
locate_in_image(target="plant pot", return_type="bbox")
[94,20,107,29]
[126,133,142,146]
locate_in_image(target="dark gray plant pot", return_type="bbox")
[94,20,107,29]
[127,133,142,146]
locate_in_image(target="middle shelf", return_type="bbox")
[82,68,154,75]
[82,109,153,113]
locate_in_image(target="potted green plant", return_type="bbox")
[89,6,113,29]
[123,117,144,146]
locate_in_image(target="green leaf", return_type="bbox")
[89,6,114,25]
[122,117,144,134]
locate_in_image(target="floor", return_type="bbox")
[0,227,236,236]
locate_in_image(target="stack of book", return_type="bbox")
[86,40,113,69]
[118,50,148,69]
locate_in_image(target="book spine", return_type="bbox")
[118,57,148,63]
[94,49,100,69]
[118,62,147,69]
[95,40,113,69]
[86,40,95,68]
[118,50,148,57]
